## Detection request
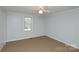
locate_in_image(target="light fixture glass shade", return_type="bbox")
[38,10,43,14]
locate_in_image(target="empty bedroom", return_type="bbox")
[0,6,79,52]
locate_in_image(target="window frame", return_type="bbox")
[24,17,32,31]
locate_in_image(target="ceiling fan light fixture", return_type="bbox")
[38,10,43,14]
[33,6,49,14]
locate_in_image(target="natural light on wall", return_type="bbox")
[24,17,32,31]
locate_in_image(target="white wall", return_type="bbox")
[0,8,6,48]
[44,8,79,48]
[7,11,44,42]
[3,7,79,48]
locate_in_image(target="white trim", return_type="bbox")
[6,35,79,49]
[0,42,6,51]
[46,35,79,49]
[6,35,45,42]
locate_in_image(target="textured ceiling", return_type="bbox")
[1,6,79,14]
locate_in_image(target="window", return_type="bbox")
[24,17,32,31]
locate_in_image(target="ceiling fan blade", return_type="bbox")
[32,6,50,14]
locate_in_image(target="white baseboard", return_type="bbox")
[0,42,6,51]
[46,35,79,49]
[6,34,79,49]
[6,34,45,42]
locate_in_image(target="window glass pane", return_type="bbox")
[24,17,32,31]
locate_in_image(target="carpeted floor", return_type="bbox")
[2,36,79,52]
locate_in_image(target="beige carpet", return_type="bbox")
[2,36,79,52]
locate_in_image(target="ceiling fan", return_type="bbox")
[33,6,49,14]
